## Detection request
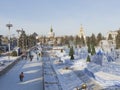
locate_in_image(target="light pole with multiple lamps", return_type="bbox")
[6,23,13,61]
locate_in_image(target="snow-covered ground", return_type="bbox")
[0,50,43,90]
[48,46,120,90]
[1,45,120,90]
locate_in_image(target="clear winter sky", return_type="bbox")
[0,0,120,37]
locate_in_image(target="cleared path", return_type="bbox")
[0,51,43,90]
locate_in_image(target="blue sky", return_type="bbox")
[0,0,120,37]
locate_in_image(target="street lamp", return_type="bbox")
[6,23,13,61]
[16,29,21,47]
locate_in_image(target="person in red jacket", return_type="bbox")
[19,72,24,81]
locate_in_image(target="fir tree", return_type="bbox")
[86,55,91,62]
[88,44,91,53]
[19,30,27,50]
[86,36,91,46]
[90,33,97,46]
[97,33,103,45]
[81,35,85,46]
[91,45,96,55]
[74,35,80,45]
[69,46,74,60]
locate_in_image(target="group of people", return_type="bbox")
[22,51,34,61]
[19,49,43,82]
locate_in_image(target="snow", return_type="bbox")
[0,56,19,71]
[0,50,43,90]
[1,45,120,90]
[95,71,120,81]
[52,62,83,90]
[50,46,120,89]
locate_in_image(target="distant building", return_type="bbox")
[106,29,120,49]
[48,26,55,38]
[78,25,86,39]
[99,40,115,52]
[106,31,118,41]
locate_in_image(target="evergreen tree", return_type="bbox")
[90,33,97,46]
[74,35,80,45]
[86,36,91,46]
[108,34,113,40]
[19,30,27,50]
[86,55,91,62]
[60,37,64,45]
[91,45,96,55]
[88,44,91,53]
[81,35,85,46]
[69,35,74,41]
[69,46,74,60]
[97,33,103,45]
[64,36,69,45]
[116,31,120,49]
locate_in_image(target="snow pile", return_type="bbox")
[0,56,19,71]
[95,71,120,87]
[71,59,87,70]
[52,63,83,90]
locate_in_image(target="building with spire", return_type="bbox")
[48,26,55,38]
[78,25,86,39]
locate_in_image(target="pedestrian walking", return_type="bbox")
[19,72,24,81]
[30,55,33,61]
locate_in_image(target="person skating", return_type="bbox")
[19,72,24,81]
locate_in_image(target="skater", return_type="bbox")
[19,72,24,81]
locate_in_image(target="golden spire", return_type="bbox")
[80,24,83,32]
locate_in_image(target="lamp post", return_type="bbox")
[16,29,21,47]
[6,23,13,61]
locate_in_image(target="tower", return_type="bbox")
[48,26,55,38]
[78,24,86,39]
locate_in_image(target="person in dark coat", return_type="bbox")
[30,55,33,61]
[19,72,24,81]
